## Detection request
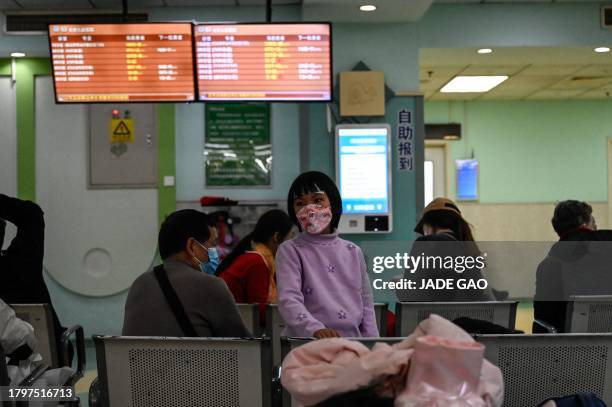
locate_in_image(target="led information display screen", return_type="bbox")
[194,23,331,101]
[337,126,390,214]
[456,159,479,200]
[49,23,195,102]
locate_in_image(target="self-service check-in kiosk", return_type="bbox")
[336,124,392,234]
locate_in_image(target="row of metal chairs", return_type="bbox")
[240,295,612,342]
[91,333,612,407]
[239,301,520,366]
[8,298,612,406]
[11,296,611,375]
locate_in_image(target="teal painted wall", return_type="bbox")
[425,100,612,203]
[332,23,420,91]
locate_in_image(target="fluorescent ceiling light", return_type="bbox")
[440,75,508,93]
[594,47,610,53]
[10,52,25,58]
[359,4,377,11]
[477,48,493,54]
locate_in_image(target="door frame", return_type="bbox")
[608,138,612,229]
[425,140,451,199]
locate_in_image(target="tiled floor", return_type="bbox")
[516,300,534,333]
[74,343,97,405]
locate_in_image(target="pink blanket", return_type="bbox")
[281,314,504,407]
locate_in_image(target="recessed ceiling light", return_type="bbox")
[594,47,610,53]
[10,52,25,58]
[477,48,493,54]
[440,75,509,93]
[360,4,377,12]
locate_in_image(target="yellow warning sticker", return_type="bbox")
[109,119,134,143]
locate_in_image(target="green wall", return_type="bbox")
[425,100,612,203]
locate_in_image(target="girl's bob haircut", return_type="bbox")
[287,171,342,232]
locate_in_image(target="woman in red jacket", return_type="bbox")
[217,209,294,304]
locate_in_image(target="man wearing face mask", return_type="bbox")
[123,209,249,337]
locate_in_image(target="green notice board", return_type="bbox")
[205,103,271,187]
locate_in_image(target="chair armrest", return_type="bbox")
[533,319,558,334]
[19,364,49,386]
[271,366,282,407]
[89,376,101,407]
[60,325,86,380]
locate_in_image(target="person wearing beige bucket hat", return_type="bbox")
[396,197,496,302]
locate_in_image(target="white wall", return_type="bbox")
[35,77,159,334]
[0,76,17,249]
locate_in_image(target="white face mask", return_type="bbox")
[296,204,332,234]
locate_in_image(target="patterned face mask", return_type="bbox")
[296,204,332,234]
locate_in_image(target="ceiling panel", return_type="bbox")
[480,76,561,99]
[420,65,465,79]
[498,75,566,86]
[526,89,586,100]
[576,90,612,99]
[164,0,235,4]
[0,0,19,8]
[515,64,584,77]
[90,0,164,7]
[16,0,93,8]
[460,65,525,76]
[428,92,481,101]
[571,64,612,77]
[303,0,434,22]
[420,77,451,92]
[479,93,529,100]
[549,76,612,91]
[482,0,552,2]
[238,0,301,4]
[421,47,612,101]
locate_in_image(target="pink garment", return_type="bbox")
[395,335,486,406]
[281,314,504,407]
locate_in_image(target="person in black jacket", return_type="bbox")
[0,194,66,358]
[397,198,495,302]
[534,200,612,332]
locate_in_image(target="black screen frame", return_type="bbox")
[47,21,198,104]
[192,21,333,104]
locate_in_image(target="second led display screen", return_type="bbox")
[194,23,332,101]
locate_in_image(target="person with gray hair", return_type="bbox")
[534,200,612,333]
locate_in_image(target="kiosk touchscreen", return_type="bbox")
[335,124,392,234]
